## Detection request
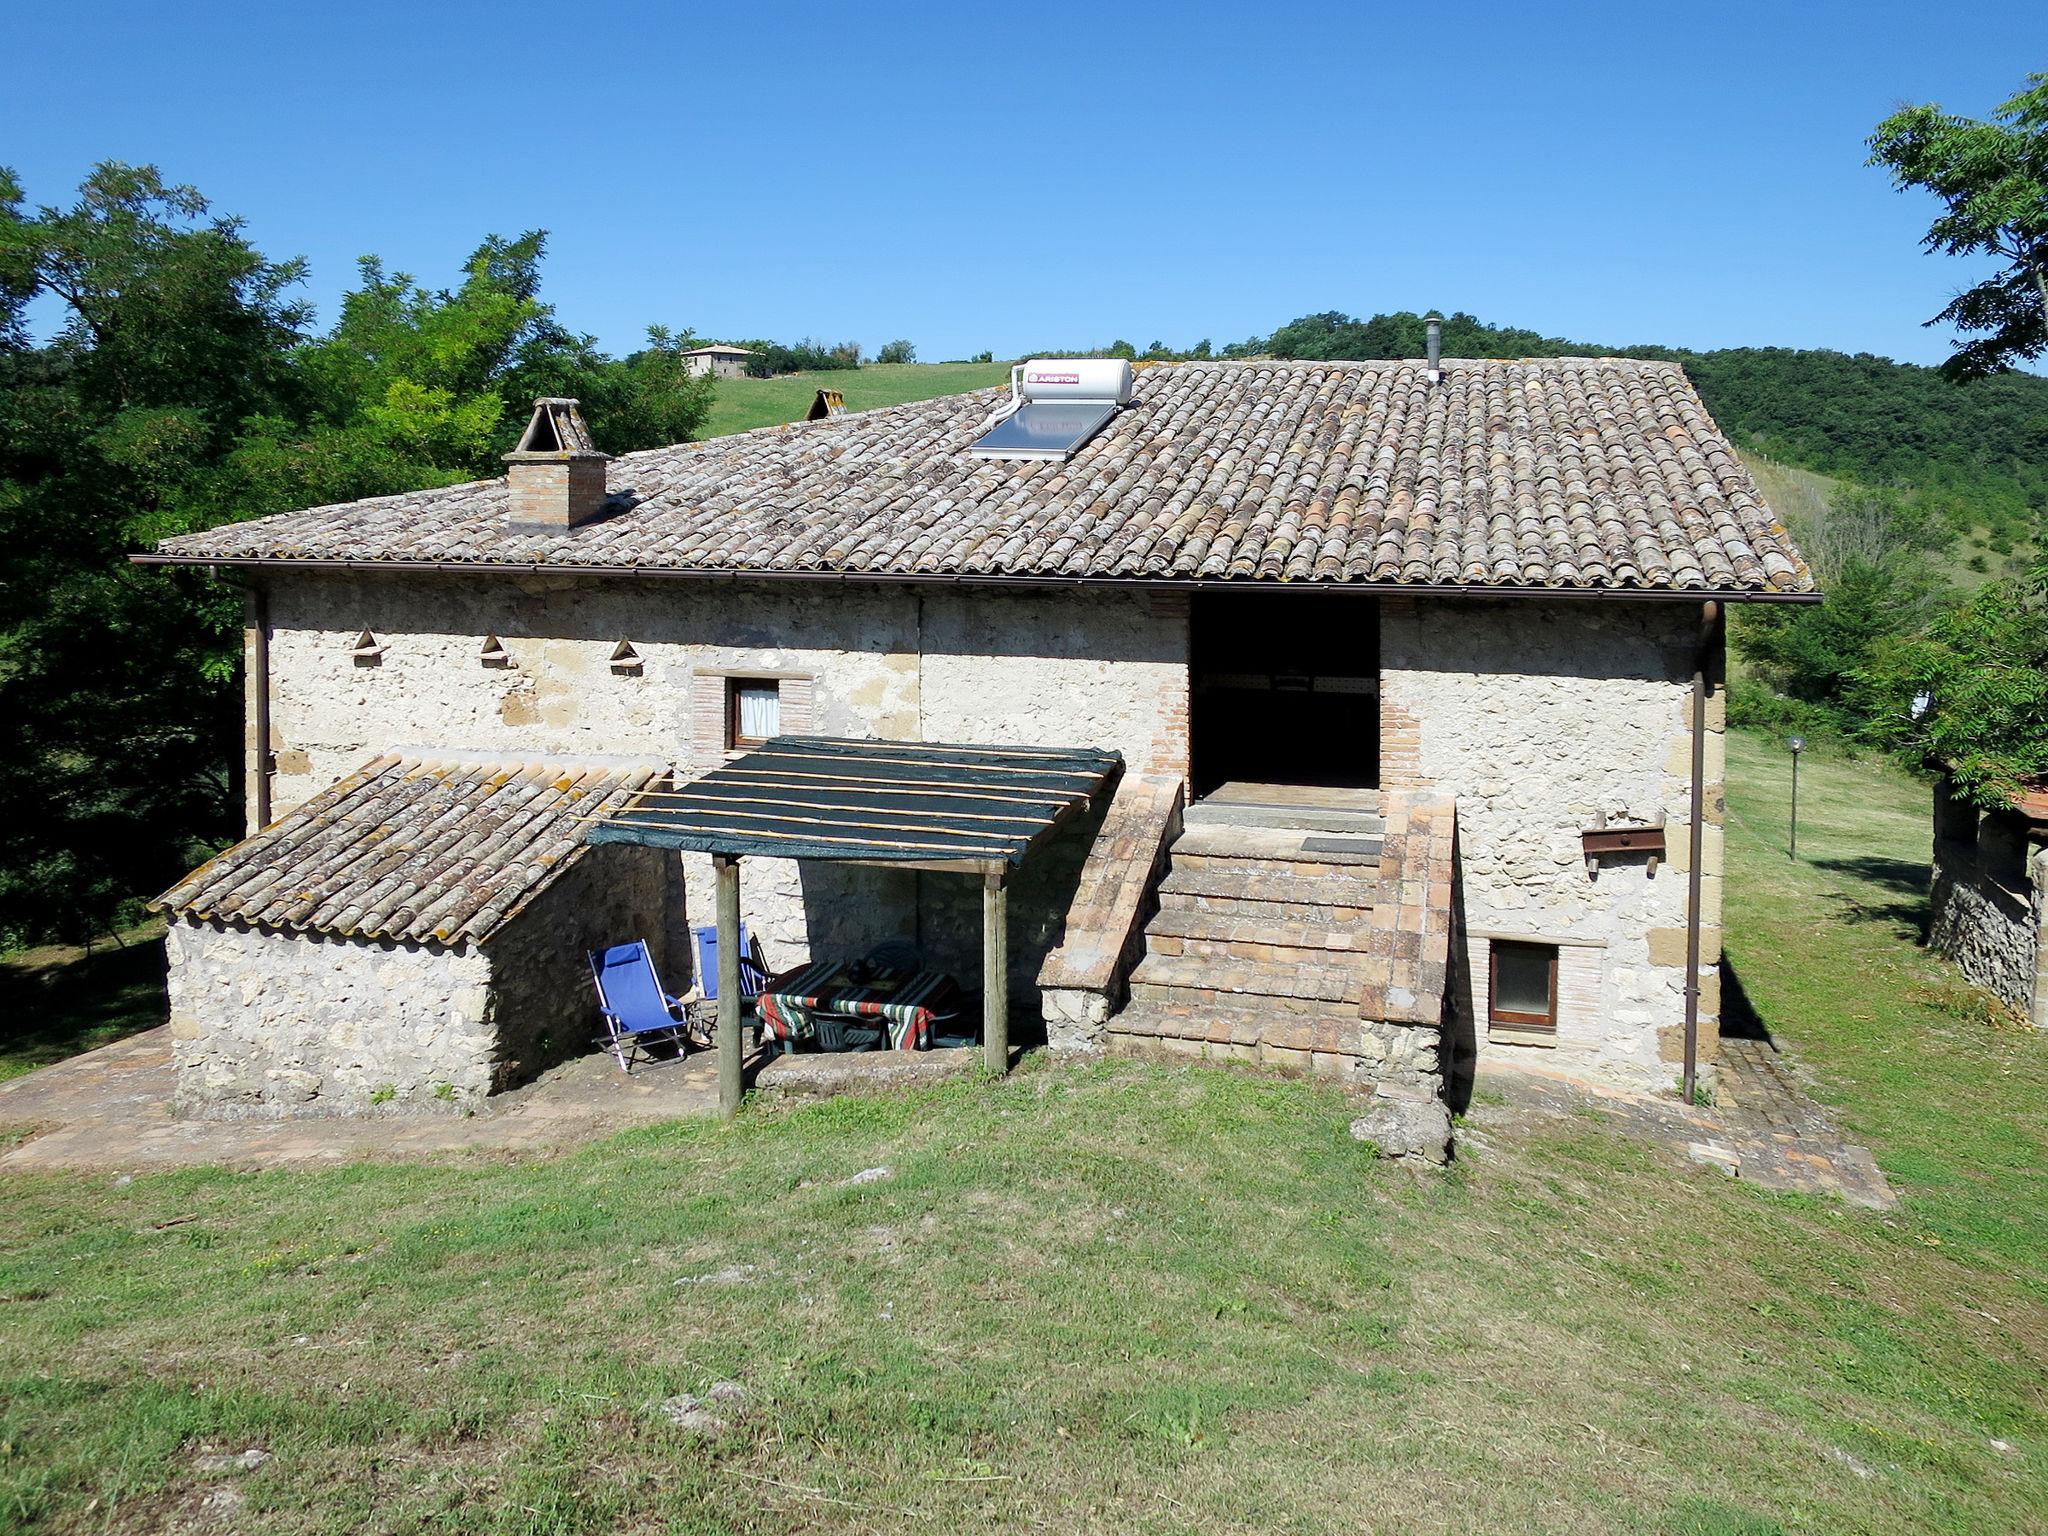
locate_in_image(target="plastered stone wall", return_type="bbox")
[485,843,682,1071]
[258,573,1187,990]
[166,920,497,1118]
[1382,598,1721,1088]
[165,842,677,1118]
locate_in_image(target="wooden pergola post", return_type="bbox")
[715,853,743,1118]
[983,869,1009,1075]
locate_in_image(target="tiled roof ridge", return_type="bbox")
[151,356,1813,595]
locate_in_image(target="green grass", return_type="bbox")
[0,922,167,1083]
[1723,732,2048,1281]
[0,739,2044,1532]
[1738,451,1838,539]
[698,362,1011,439]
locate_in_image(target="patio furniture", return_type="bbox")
[756,959,965,1053]
[864,938,926,976]
[587,941,695,1072]
[682,923,773,1040]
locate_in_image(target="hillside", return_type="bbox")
[699,362,1010,438]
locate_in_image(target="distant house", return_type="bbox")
[1930,780,2047,1027]
[141,353,1815,1123]
[680,344,756,379]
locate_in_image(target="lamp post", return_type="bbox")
[1787,735,1806,861]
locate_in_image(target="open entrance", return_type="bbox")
[1189,592,1379,797]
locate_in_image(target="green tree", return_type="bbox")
[1869,73,2048,379]
[227,234,713,516]
[0,163,312,944]
[1860,563,2048,808]
[875,338,915,365]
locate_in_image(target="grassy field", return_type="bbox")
[0,922,166,1084]
[1,737,2044,1533]
[698,363,1011,439]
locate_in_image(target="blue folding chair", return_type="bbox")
[691,924,773,1008]
[588,941,696,1073]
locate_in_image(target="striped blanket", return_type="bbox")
[756,961,960,1051]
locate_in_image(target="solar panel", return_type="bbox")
[967,400,1119,461]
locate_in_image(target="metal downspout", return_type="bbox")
[1683,600,1721,1102]
[239,579,272,831]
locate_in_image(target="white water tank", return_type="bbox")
[1018,357,1133,404]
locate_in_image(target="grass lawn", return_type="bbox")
[698,362,1011,439]
[2,736,2045,1533]
[0,922,167,1084]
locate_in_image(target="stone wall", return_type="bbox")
[1929,787,2046,1026]
[250,571,1721,1086]
[1381,598,1720,1089]
[167,920,496,1118]
[259,572,1186,990]
[479,842,682,1080]
[166,843,677,1118]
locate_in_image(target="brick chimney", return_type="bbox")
[505,398,610,530]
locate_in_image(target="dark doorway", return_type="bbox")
[1189,593,1379,796]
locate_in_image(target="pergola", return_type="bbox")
[586,735,1121,1115]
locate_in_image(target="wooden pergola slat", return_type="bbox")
[584,736,1122,1115]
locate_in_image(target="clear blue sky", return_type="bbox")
[10,1,2046,365]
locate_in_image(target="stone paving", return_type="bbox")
[1471,1035,1895,1209]
[0,1027,724,1172]
[0,1030,990,1174]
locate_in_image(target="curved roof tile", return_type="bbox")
[152,358,1813,594]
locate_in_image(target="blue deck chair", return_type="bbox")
[588,941,695,1072]
[692,924,773,1008]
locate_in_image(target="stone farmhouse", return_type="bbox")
[679,344,757,379]
[140,347,1815,1122]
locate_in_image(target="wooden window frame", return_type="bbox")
[726,676,781,750]
[1488,939,1559,1032]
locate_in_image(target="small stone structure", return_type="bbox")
[1929,779,2048,1027]
[156,753,675,1118]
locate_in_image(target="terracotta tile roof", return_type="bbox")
[153,753,666,945]
[151,358,1813,594]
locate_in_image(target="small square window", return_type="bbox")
[727,678,781,749]
[1489,940,1558,1033]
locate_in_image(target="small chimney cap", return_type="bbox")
[506,396,607,462]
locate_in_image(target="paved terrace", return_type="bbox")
[2,1025,1891,1209]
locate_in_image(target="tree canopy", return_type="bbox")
[1868,73,2048,380]
[1861,564,2048,808]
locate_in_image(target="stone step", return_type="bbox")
[1109,998,1377,1061]
[1144,906,1372,955]
[1171,823,1384,868]
[1158,862,1384,911]
[1144,931,1351,971]
[1157,889,1375,925]
[1129,951,1364,1007]
[1183,800,1387,836]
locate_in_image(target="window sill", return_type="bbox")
[1487,1023,1558,1048]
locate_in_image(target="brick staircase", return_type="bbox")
[1111,787,1435,1084]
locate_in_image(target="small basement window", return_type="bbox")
[1489,940,1558,1037]
[727,678,781,749]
